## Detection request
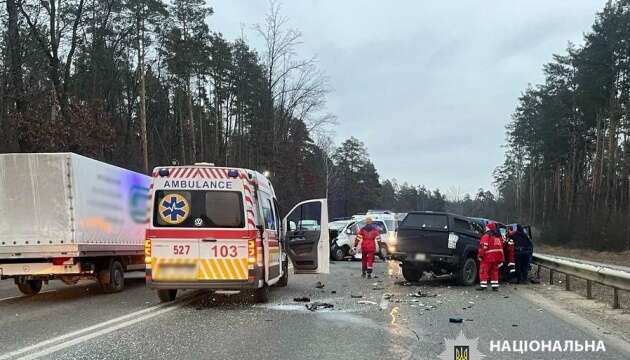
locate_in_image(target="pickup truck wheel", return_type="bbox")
[157,289,177,302]
[277,259,289,287]
[254,285,270,303]
[456,257,478,286]
[332,245,346,261]
[98,260,125,293]
[401,263,422,282]
[17,279,43,295]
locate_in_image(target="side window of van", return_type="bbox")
[262,197,276,230]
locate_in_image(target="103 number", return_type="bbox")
[211,245,238,258]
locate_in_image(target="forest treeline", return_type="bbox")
[3,1,629,251]
[495,0,630,251]
[0,0,338,212]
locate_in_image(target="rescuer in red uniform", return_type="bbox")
[477,222,505,291]
[355,217,380,279]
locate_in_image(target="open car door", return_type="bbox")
[282,199,329,274]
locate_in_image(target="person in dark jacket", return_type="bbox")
[509,225,534,283]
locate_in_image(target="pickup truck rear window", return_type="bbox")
[400,214,448,230]
[153,190,244,228]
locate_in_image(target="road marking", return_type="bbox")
[0,291,203,360]
[0,290,56,302]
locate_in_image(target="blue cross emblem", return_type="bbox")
[162,196,187,221]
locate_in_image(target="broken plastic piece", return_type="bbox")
[305,302,334,311]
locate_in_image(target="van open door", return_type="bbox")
[282,199,329,274]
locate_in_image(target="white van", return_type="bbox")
[145,164,329,303]
[331,218,389,261]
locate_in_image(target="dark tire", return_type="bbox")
[456,257,478,286]
[378,245,388,261]
[401,263,422,282]
[157,289,178,302]
[98,260,125,293]
[277,258,289,287]
[17,279,43,295]
[331,245,346,261]
[254,285,270,303]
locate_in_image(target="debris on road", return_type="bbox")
[373,287,385,290]
[358,300,378,305]
[315,281,325,289]
[305,302,334,311]
[449,318,463,323]
[383,293,393,300]
[512,324,519,327]
[331,290,337,294]
[350,294,363,298]
[293,297,310,302]
[410,290,437,298]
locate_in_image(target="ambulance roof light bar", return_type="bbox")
[194,162,215,166]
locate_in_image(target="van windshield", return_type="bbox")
[154,190,244,228]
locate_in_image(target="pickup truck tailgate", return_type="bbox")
[397,228,451,255]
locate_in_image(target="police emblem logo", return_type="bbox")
[438,331,484,360]
[158,193,190,225]
[454,345,469,360]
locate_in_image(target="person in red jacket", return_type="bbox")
[477,222,505,291]
[354,217,380,279]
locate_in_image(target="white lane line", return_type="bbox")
[16,300,194,360]
[0,290,56,302]
[0,292,202,360]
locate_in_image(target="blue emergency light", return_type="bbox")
[158,168,170,177]
[227,169,239,178]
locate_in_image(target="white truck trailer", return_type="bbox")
[0,153,151,294]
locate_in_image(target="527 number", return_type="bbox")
[211,245,238,258]
[172,244,190,255]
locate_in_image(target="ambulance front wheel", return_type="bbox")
[254,285,269,303]
[157,289,178,302]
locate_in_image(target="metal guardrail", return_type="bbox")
[533,253,630,309]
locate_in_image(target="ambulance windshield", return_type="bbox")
[154,190,244,228]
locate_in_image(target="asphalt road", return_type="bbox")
[0,261,628,360]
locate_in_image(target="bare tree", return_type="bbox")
[18,0,86,121]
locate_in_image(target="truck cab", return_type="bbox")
[392,211,481,286]
[145,165,328,302]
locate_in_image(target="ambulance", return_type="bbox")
[144,164,329,303]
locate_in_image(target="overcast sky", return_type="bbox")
[210,0,604,196]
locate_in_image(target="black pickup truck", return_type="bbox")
[390,211,481,286]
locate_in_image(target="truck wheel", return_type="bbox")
[254,285,270,303]
[401,263,422,282]
[98,260,125,293]
[277,259,289,287]
[157,289,178,302]
[332,245,346,261]
[17,279,43,295]
[456,257,478,286]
